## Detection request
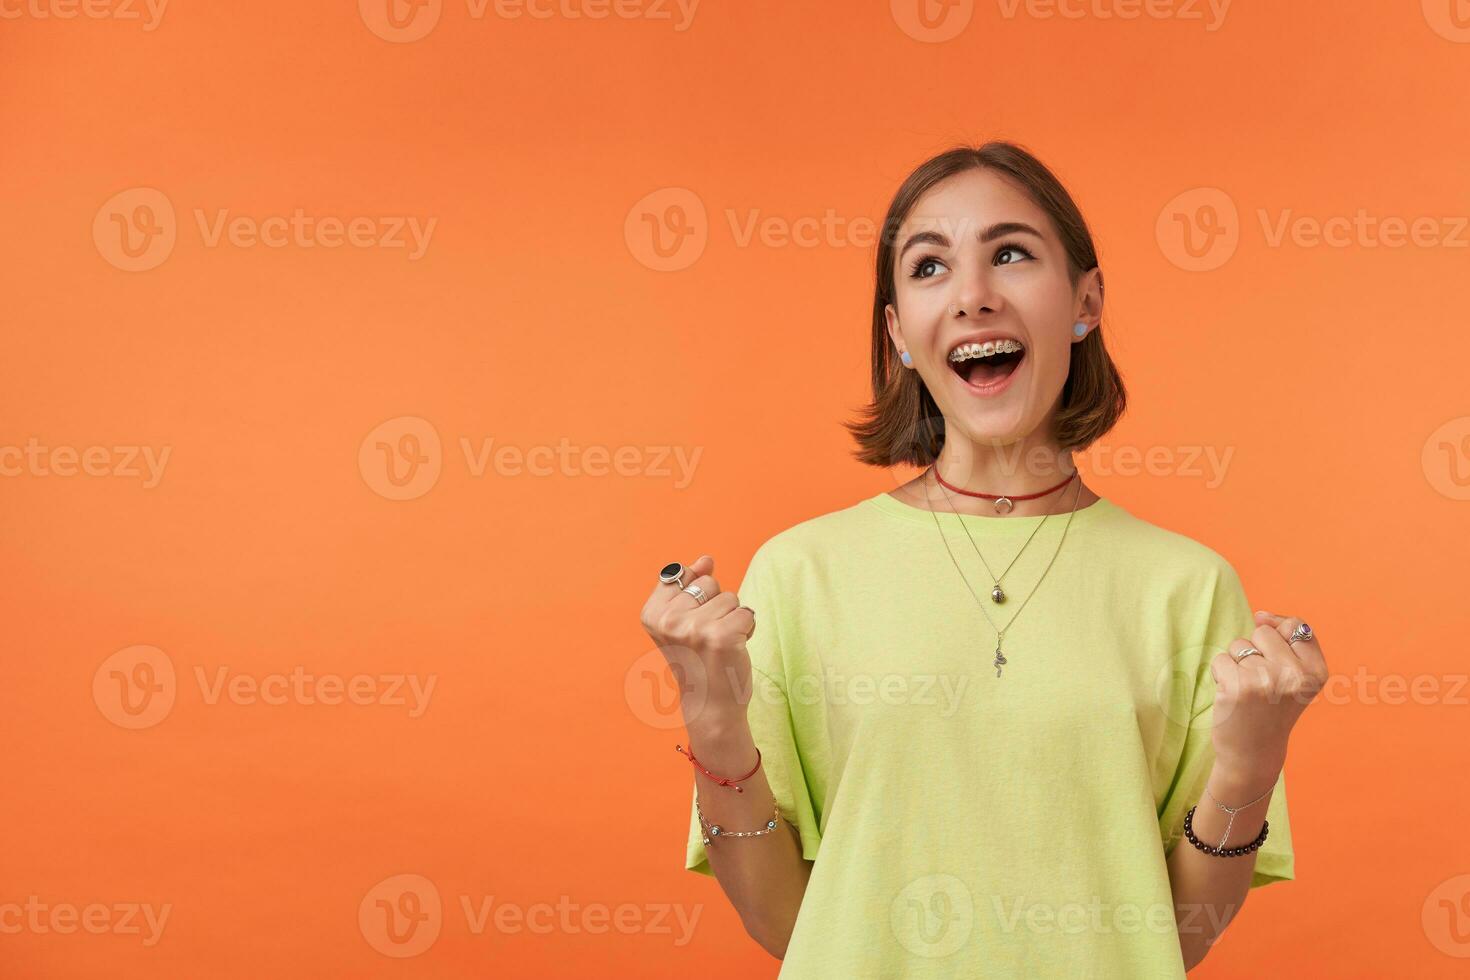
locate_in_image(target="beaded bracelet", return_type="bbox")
[695,793,782,847]
[1183,805,1269,857]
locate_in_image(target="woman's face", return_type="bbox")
[884,169,1102,448]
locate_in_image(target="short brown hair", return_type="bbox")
[845,141,1126,468]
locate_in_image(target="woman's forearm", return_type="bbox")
[686,719,813,959]
[1166,762,1279,971]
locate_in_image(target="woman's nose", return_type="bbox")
[949,268,1003,317]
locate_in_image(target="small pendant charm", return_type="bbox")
[993,645,1007,678]
[993,496,1014,514]
[990,585,1005,603]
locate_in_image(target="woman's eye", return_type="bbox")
[909,256,947,279]
[909,243,1034,280]
[995,243,1036,265]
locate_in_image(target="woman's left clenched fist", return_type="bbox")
[1208,612,1330,778]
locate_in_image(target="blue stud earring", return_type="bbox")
[1073,321,1088,337]
[900,350,913,366]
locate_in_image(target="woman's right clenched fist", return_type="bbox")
[639,555,758,729]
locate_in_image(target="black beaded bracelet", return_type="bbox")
[1183,805,1269,857]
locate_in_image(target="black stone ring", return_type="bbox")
[659,562,686,589]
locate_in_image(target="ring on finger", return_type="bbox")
[1288,621,1315,645]
[659,562,686,589]
[1232,644,1264,663]
[682,584,709,605]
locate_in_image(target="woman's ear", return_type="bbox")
[884,303,907,359]
[1074,267,1104,330]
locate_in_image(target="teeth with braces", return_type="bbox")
[948,339,1025,364]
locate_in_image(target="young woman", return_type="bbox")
[642,142,1328,977]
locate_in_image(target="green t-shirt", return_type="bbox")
[684,489,1294,978]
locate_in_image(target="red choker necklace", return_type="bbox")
[932,467,1077,515]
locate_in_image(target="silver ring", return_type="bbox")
[659,561,686,589]
[681,584,708,605]
[1232,645,1263,663]
[1288,622,1314,645]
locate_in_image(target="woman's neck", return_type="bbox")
[896,442,1099,518]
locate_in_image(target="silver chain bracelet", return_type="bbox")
[696,794,782,847]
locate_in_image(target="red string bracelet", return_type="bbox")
[675,743,762,792]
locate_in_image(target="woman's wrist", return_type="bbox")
[1206,759,1280,807]
[683,715,757,772]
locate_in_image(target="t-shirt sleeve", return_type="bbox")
[1157,558,1296,889]
[684,542,825,877]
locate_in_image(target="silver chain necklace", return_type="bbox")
[924,465,1087,677]
[932,466,1068,603]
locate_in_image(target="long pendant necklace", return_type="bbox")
[925,466,1087,678]
[932,464,1072,603]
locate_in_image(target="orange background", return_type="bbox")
[3,1,1468,976]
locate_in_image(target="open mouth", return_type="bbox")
[949,347,1025,388]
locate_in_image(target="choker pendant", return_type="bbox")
[993,496,1014,514]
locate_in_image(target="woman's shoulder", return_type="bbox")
[740,493,864,564]
[1102,502,1245,585]
[738,493,884,581]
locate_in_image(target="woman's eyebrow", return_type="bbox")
[897,221,1045,260]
